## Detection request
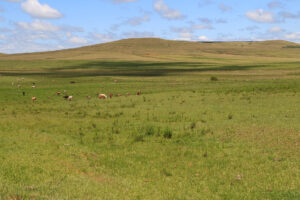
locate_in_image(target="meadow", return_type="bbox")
[0,39,299,199]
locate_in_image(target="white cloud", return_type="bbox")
[198,35,209,41]
[175,33,209,42]
[0,30,65,53]
[279,11,300,19]
[216,19,227,24]
[218,3,232,12]
[111,14,150,30]
[0,42,58,53]
[172,24,211,41]
[268,26,283,33]
[198,18,212,24]
[198,17,227,24]
[16,20,59,31]
[284,32,300,40]
[192,24,213,30]
[268,1,283,9]
[122,31,155,38]
[198,0,212,7]
[90,32,116,43]
[126,15,150,26]
[177,32,193,41]
[68,36,88,44]
[21,0,63,19]
[0,19,87,53]
[0,34,7,40]
[246,9,275,23]
[154,0,184,20]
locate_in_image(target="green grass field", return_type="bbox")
[0,39,299,199]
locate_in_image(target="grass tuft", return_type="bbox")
[163,128,173,139]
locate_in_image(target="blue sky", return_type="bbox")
[0,0,299,53]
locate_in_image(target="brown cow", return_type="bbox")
[98,94,107,99]
[32,97,37,102]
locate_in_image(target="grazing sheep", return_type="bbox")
[114,80,118,83]
[87,96,91,100]
[98,94,107,99]
[63,95,69,99]
[32,97,37,102]
[137,90,142,95]
[68,96,73,101]
[32,85,36,88]
[56,92,61,95]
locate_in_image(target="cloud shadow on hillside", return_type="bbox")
[0,61,265,77]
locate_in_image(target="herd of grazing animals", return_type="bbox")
[31,91,141,102]
[14,79,142,102]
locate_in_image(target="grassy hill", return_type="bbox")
[0,38,300,199]
[1,38,300,61]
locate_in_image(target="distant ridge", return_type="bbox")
[0,38,299,61]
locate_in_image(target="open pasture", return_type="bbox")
[0,39,300,199]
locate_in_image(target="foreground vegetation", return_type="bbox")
[0,39,299,199]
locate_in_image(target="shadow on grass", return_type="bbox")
[0,61,265,78]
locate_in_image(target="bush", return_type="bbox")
[210,76,218,81]
[163,128,173,139]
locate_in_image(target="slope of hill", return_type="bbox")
[0,38,300,61]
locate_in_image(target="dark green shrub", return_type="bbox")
[210,76,218,81]
[163,128,172,139]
